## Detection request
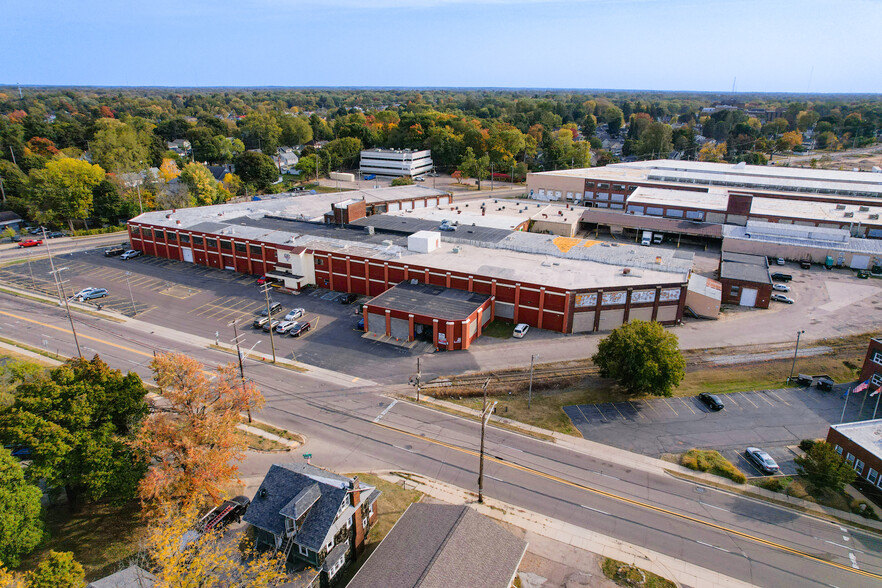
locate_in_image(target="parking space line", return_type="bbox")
[738,393,760,408]
[576,404,593,423]
[756,393,776,407]
[769,391,791,406]
[627,401,649,420]
[725,394,740,407]
[661,398,679,416]
[608,402,628,420]
[593,404,615,421]
[678,398,696,414]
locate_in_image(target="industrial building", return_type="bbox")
[127,186,693,347]
[360,148,433,177]
[717,252,773,308]
[827,419,882,493]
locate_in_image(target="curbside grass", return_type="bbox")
[680,449,747,484]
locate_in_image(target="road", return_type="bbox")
[1,292,881,587]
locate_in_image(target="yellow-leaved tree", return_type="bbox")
[158,158,181,182]
[698,142,727,162]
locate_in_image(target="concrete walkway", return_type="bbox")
[378,471,753,588]
[237,423,301,448]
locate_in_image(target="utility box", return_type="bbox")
[329,172,355,182]
[407,230,441,254]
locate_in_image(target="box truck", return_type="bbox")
[641,231,652,246]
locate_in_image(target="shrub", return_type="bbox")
[799,439,817,452]
[680,449,747,484]
[71,225,127,236]
[753,476,791,493]
[851,500,880,520]
[391,176,414,186]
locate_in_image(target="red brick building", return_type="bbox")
[827,420,882,492]
[859,338,882,388]
[717,252,773,308]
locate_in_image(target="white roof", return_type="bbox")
[831,419,882,463]
[628,186,730,212]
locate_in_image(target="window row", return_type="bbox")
[130,227,262,255]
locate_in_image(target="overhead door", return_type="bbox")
[390,317,410,340]
[572,311,595,333]
[739,288,757,307]
[850,255,870,270]
[366,312,385,336]
[181,248,193,263]
[495,302,514,320]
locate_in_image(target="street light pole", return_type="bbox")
[787,330,805,384]
[125,271,137,316]
[50,267,82,358]
[477,378,496,505]
[261,284,277,363]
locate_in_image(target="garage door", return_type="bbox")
[366,312,385,336]
[739,288,757,307]
[572,311,595,333]
[495,302,514,320]
[390,317,409,340]
[597,309,625,331]
[628,307,653,322]
[182,248,193,263]
[850,255,870,270]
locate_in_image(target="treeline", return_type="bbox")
[0,88,880,227]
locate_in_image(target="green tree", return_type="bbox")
[321,137,363,170]
[0,448,44,568]
[592,320,685,396]
[28,551,84,588]
[603,106,625,136]
[458,147,490,189]
[90,119,149,173]
[638,122,674,157]
[237,113,282,155]
[233,152,279,191]
[28,158,105,231]
[294,154,317,179]
[179,163,224,206]
[278,115,313,146]
[794,441,856,493]
[391,176,414,186]
[0,356,148,510]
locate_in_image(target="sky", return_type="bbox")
[2,0,882,93]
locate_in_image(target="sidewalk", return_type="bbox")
[378,471,753,588]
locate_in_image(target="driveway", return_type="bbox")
[564,384,879,477]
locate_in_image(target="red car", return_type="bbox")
[257,275,268,285]
[18,239,43,248]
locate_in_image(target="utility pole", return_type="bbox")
[125,271,137,316]
[229,318,252,422]
[416,357,421,402]
[9,146,16,166]
[787,330,805,384]
[261,284,277,363]
[50,266,82,358]
[42,227,65,305]
[477,378,496,505]
[528,354,538,409]
[136,184,144,215]
[0,174,6,203]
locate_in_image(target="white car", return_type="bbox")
[776,258,785,265]
[513,323,530,338]
[120,249,142,260]
[275,320,297,334]
[772,283,790,292]
[771,293,794,304]
[284,308,305,321]
[745,447,780,474]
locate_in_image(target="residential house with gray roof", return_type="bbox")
[243,463,379,586]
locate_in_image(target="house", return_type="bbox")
[274,147,300,173]
[860,338,882,389]
[0,211,23,231]
[346,503,527,588]
[207,164,234,182]
[86,565,156,588]
[167,139,191,157]
[243,463,380,586]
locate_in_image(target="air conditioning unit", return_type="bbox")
[859,206,870,212]
[869,214,880,220]
[835,204,846,210]
[844,212,854,218]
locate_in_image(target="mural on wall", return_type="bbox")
[631,289,656,304]
[659,288,681,302]
[601,291,627,306]
[574,293,597,308]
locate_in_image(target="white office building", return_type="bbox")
[360,149,433,177]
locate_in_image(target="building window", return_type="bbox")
[235,242,247,253]
[154,229,166,240]
[142,228,153,239]
[326,538,334,551]
[250,244,262,256]
[869,468,879,485]
[206,238,217,248]
[193,236,204,246]
[298,544,309,557]
[872,373,882,387]
[362,516,368,529]
[315,258,324,266]
[329,557,344,578]
[220,240,232,251]
[835,445,843,455]
[179,233,190,244]
[346,517,352,528]
[873,351,882,365]
[729,286,740,297]
[130,226,141,236]
[846,453,855,465]
[855,459,865,475]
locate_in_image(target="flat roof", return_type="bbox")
[830,419,882,463]
[351,215,511,244]
[750,197,882,226]
[719,251,771,284]
[628,186,730,212]
[723,221,882,254]
[367,282,490,320]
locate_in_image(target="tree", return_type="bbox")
[294,154,317,179]
[0,448,44,568]
[698,142,727,162]
[775,131,803,153]
[28,158,105,231]
[603,106,625,136]
[90,119,149,174]
[179,163,223,206]
[28,551,84,588]
[458,147,489,189]
[136,353,264,510]
[158,158,181,182]
[639,122,673,157]
[391,176,414,186]
[237,113,282,154]
[592,320,685,396]
[278,115,313,146]
[145,507,286,588]
[321,137,363,170]
[0,356,148,510]
[794,441,856,493]
[233,152,278,191]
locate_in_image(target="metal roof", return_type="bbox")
[366,282,489,320]
[719,251,772,284]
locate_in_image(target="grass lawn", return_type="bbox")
[336,473,423,585]
[481,320,515,339]
[754,476,879,519]
[601,557,676,588]
[19,500,145,581]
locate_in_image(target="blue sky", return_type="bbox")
[3,0,881,93]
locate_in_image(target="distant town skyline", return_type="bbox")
[3,0,881,94]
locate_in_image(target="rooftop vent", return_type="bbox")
[859,206,870,212]
[869,214,880,220]
[622,267,631,274]
[844,212,854,218]
[835,204,846,210]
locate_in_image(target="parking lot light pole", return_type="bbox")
[787,330,805,384]
[125,271,137,316]
[50,266,82,358]
[261,285,277,363]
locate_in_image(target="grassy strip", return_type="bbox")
[752,476,880,520]
[481,320,515,339]
[0,286,126,323]
[0,335,67,363]
[71,226,127,237]
[680,449,747,484]
[243,419,304,444]
[601,557,676,588]
[235,429,292,452]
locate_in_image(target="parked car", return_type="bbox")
[771,294,794,304]
[698,392,725,411]
[47,231,65,239]
[262,319,280,332]
[770,272,792,282]
[74,287,97,299]
[275,320,297,334]
[857,270,870,279]
[438,220,456,232]
[288,321,311,337]
[120,249,142,260]
[104,246,126,257]
[77,288,108,301]
[253,316,270,329]
[283,308,305,321]
[198,496,251,532]
[414,176,425,182]
[745,447,780,474]
[10,235,21,242]
[799,260,812,269]
[772,283,790,292]
[18,239,42,248]
[775,257,785,265]
[339,293,358,305]
[28,226,45,235]
[259,302,283,316]
[513,323,530,338]
[356,317,365,330]
[257,275,275,286]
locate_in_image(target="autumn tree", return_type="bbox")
[158,158,181,182]
[28,551,84,588]
[592,320,685,397]
[698,142,727,162]
[775,131,803,153]
[27,158,105,231]
[0,448,44,568]
[144,506,286,588]
[136,353,264,510]
[0,356,148,510]
[179,162,223,206]
[603,105,625,136]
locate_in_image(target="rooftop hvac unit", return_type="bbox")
[844,212,854,218]
[859,206,870,212]
[410,279,419,285]
[869,214,880,220]
[835,204,846,210]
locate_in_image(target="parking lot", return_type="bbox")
[564,384,878,477]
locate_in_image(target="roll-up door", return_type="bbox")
[850,255,870,270]
[366,312,385,336]
[390,317,410,340]
[495,302,514,319]
[572,311,595,333]
[739,288,757,307]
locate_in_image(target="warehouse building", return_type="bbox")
[360,148,433,177]
[717,251,773,308]
[128,187,693,343]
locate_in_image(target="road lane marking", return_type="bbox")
[372,420,882,581]
[392,445,415,453]
[696,540,730,553]
[700,502,728,512]
[486,475,503,482]
[598,472,621,481]
[849,553,859,569]
[581,505,610,515]
[373,399,398,423]
[825,541,866,554]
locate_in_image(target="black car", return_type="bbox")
[339,293,358,305]
[698,392,725,411]
[104,246,126,257]
[289,321,311,337]
[259,302,283,317]
[47,231,65,239]
[771,272,793,282]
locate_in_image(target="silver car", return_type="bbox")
[745,447,779,474]
[275,320,297,334]
[283,308,305,321]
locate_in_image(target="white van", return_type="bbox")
[652,233,663,244]
[641,231,652,246]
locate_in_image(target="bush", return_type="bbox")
[753,476,791,493]
[601,557,676,588]
[391,176,414,186]
[799,439,817,452]
[680,449,747,484]
[71,225,126,236]
[851,500,880,520]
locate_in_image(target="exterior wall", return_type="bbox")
[826,427,882,492]
[720,237,880,268]
[362,297,493,351]
[128,222,687,336]
[718,278,772,309]
[526,174,585,202]
[531,218,578,237]
[860,339,882,386]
